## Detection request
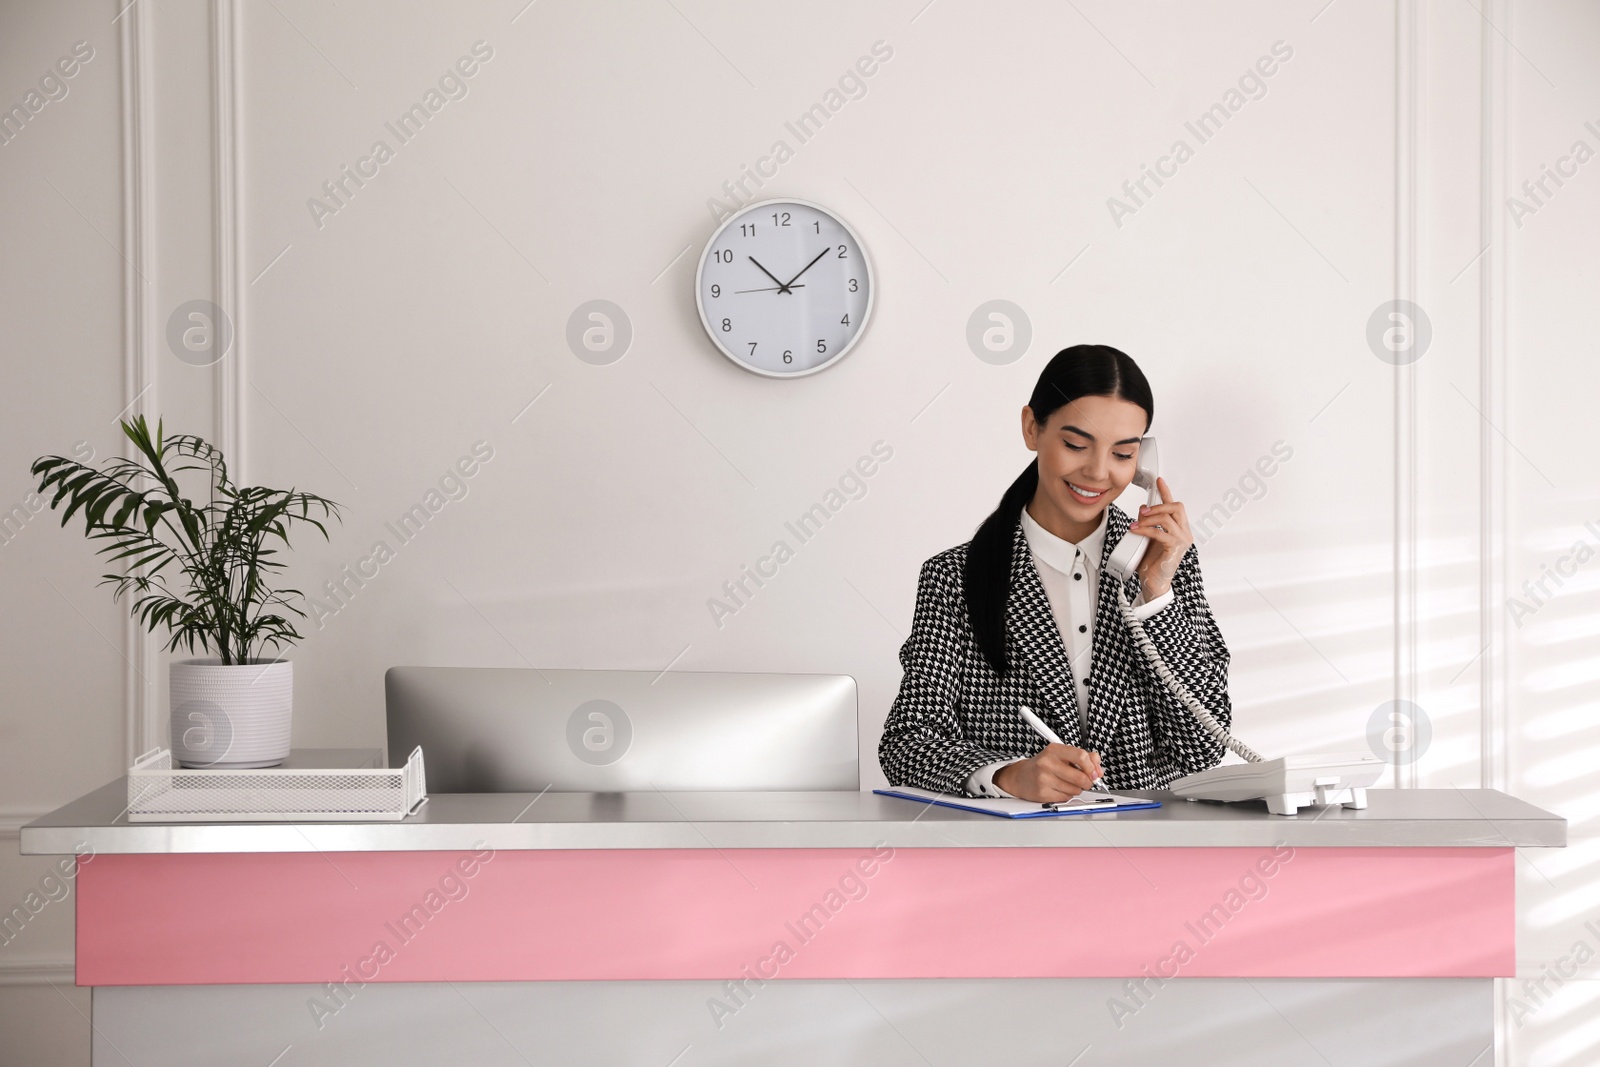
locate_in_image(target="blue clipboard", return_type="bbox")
[873,787,1162,819]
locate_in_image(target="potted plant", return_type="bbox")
[30,415,342,768]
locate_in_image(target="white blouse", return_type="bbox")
[966,505,1173,798]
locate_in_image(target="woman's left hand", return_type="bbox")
[1128,476,1192,600]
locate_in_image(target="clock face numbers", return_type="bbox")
[696,201,873,377]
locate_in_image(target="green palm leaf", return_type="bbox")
[29,414,343,664]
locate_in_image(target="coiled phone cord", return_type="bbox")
[1114,580,1265,764]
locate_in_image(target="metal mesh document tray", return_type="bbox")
[126,746,428,822]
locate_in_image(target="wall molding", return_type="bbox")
[119,0,158,769]
[1393,0,1419,790]
[213,0,245,480]
[0,812,75,988]
[1480,5,1513,1063]
[1478,0,1511,797]
[0,808,51,842]
[0,955,76,987]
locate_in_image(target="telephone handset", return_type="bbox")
[1103,437,1160,582]
[1101,436,1383,815]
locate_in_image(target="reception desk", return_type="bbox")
[21,749,1566,1066]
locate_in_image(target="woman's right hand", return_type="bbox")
[993,744,1102,802]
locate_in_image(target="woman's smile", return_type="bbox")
[1022,393,1149,542]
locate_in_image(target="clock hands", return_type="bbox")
[742,247,834,296]
[746,256,794,294]
[779,247,831,292]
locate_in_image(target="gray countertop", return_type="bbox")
[18,750,1566,853]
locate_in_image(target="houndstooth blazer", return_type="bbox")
[878,503,1232,795]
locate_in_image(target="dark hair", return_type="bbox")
[963,344,1154,677]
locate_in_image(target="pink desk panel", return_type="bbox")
[75,844,1513,985]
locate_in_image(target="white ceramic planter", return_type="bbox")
[170,658,293,768]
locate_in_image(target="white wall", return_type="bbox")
[2,1,1596,1063]
[0,1,124,1056]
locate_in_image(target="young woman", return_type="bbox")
[878,344,1233,803]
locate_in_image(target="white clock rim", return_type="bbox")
[694,197,875,380]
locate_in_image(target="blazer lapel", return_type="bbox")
[1006,518,1084,747]
[1085,504,1139,751]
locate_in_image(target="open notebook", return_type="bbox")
[873,786,1162,819]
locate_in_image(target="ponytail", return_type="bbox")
[963,460,1038,677]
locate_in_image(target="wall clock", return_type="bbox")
[694,198,874,378]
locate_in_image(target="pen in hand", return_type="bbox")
[1017,704,1108,793]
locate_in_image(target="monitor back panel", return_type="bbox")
[385,666,858,792]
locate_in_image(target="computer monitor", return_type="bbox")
[384,666,858,792]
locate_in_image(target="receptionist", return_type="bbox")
[877,344,1233,803]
